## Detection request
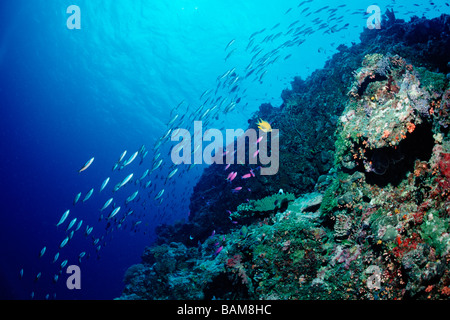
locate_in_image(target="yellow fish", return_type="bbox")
[256,118,272,132]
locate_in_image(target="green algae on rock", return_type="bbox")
[230,191,296,221]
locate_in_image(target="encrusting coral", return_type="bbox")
[230,192,296,221]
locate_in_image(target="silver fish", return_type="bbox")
[225,48,236,61]
[108,206,121,219]
[225,39,235,51]
[39,246,46,259]
[56,210,70,228]
[124,151,138,167]
[60,259,68,269]
[167,168,178,180]
[73,192,81,205]
[59,237,69,249]
[78,252,86,263]
[118,150,127,163]
[75,219,83,232]
[78,157,94,173]
[168,114,179,126]
[152,159,163,172]
[83,188,94,202]
[139,150,148,164]
[219,69,231,80]
[161,128,172,141]
[126,191,139,204]
[100,177,110,193]
[133,221,142,227]
[85,226,93,236]
[154,189,165,201]
[100,198,113,211]
[139,169,149,181]
[52,252,59,264]
[201,108,210,120]
[66,218,77,232]
[114,173,133,192]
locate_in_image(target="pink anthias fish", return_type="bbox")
[255,136,263,144]
[232,186,242,192]
[226,171,237,182]
[253,150,259,158]
[215,246,223,255]
[241,168,256,179]
[224,163,231,171]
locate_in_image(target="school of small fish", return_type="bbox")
[18,0,447,299]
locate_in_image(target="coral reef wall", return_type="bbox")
[118,14,450,300]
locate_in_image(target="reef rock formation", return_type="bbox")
[118,14,450,300]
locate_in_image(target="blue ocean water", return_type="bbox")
[0,0,447,300]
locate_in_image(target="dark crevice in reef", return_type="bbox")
[364,122,435,187]
[203,273,251,300]
[357,74,388,96]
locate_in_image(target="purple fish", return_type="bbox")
[226,171,237,182]
[215,246,223,255]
